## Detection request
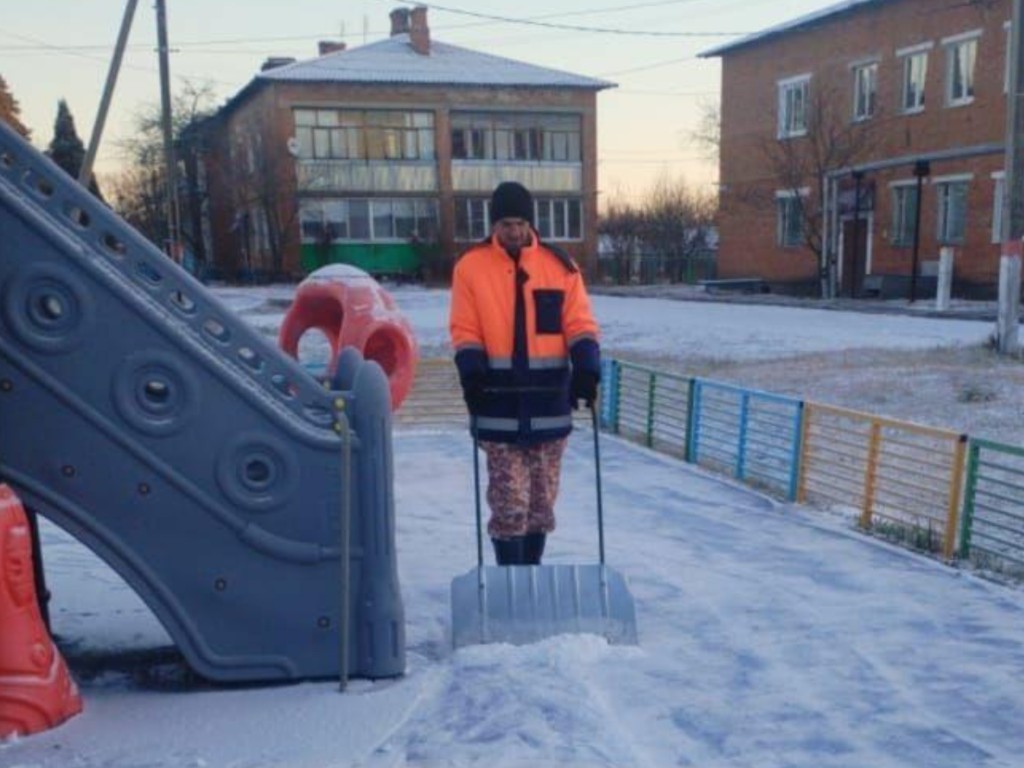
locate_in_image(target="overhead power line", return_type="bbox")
[403,1,747,36]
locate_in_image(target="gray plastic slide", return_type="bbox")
[0,121,404,682]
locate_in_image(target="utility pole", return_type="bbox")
[155,0,181,262]
[80,0,139,188]
[998,0,1024,354]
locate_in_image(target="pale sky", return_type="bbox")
[2,0,838,203]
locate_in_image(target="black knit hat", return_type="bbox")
[490,181,534,225]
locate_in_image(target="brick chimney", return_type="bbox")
[318,40,346,56]
[409,6,430,55]
[390,8,410,36]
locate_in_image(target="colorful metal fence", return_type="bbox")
[960,438,1024,574]
[797,402,967,560]
[608,360,691,458]
[396,357,1024,573]
[689,379,803,500]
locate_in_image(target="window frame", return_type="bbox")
[934,174,972,244]
[450,112,582,163]
[534,198,583,241]
[943,30,981,107]
[777,74,811,139]
[299,198,439,243]
[889,181,919,247]
[775,188,808,247]
[292,108,435,161]
[896,43,931,114]
[851,60,879,122]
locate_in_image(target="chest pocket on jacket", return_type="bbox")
[533,289,564,335]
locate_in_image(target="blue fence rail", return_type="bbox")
[604,357,1024,573]
[689,379,803,500]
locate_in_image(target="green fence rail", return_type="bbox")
[608,360,691,458]
[604,357,1024,572]
[960,438,1024,574]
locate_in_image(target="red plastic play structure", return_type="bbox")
[278,265,419,411]
[0,485,82,737]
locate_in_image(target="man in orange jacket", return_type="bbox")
[449,181,601,566]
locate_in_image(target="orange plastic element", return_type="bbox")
[278,265,419,411]
[0,485,83,738]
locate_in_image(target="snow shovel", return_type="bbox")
[450,403,638,649]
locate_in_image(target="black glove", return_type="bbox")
[570,369,599,410]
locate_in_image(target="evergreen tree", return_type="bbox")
[46,99,102,199]
[0,74,31,138]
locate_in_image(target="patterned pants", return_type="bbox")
[481,438,568,539]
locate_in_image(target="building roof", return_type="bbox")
[258,34,615,90]
[700,0,887,58]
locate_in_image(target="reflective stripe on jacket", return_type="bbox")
[449,233,600,444]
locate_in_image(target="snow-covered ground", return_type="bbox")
[4,285,1024,768]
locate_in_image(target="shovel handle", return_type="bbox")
[471,418,484,568]
[591,403,605,566]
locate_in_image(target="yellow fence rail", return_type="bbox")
[797,402,968,560]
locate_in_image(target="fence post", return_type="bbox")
[684,377,696,463]
[688,380,703,464]
[645,371,656,448]
[788,401,806,502]
[860,422,882,530]
[958,440,981,559]
[942,434,969,561]
[611,360,622,434]
[736,391,750,481]
[796,403,813,503]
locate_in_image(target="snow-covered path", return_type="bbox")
[4,286,1024,768]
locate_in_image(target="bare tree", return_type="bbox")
[641,174,718,283]
[690,97,721,166]
[223,116,299,280]
[111,81,216,269]
[599,197,644,283]
[757,83,878,290]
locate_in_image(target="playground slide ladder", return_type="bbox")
[0,120,404,682]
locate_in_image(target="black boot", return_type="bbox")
[491,536,527,565]
[523,532,546,565]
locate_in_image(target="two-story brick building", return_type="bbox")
[704,0,1012,298]
[199,6,612,281]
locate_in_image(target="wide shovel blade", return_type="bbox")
[450,563,638,649]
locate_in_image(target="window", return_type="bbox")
[992,172,1006,243]
[454,198,491,240]
[451,113,581,163]
[299,198,439,242]
[454,197,582,241]
[945,34,978,106]
[776,190,806,247]
[293,109,435,161]
[535,199,582,240]
[890,184,919,246]
[936,179,969,243]
[778,75,810,138]
[899,50,929,112]
[852,62,878,121]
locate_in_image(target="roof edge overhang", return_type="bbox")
[699,0,888,59]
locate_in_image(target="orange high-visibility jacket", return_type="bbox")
[449,235,600,443]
